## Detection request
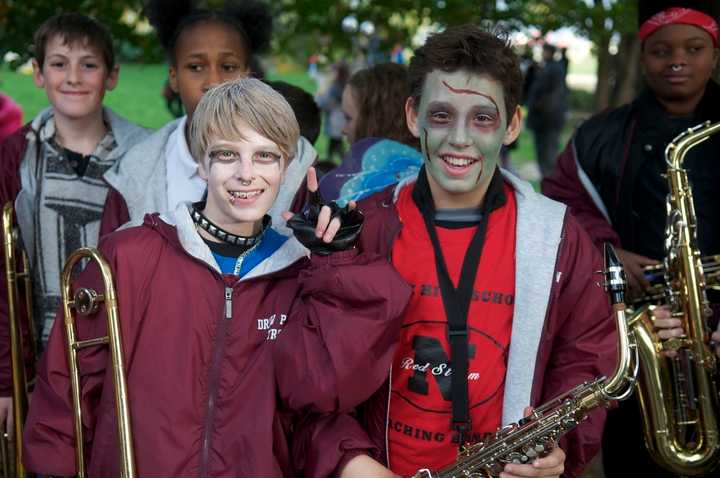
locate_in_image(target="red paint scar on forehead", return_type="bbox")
[442,80,499,111]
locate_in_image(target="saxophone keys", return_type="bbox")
[506,451,529,464]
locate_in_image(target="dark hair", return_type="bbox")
[145,0,273,65]
[248,56,266,79]
[408,24,522,124]
[347,62,418,148]
[334,62,350,88]
[265,80,321,145]
[34,13,115,72]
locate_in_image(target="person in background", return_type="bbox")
[542,1,720,476]
[526,42,568,178]
[100,0,316,238]
[0,11,150,441]
[341,62,419,149]
[315,61,349,163]
[318,62,423,204]
[0,93,23,142]
[265,80,321,146]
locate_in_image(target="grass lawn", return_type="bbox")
[1,63,578,187]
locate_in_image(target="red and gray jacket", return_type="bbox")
[22,204,411,477]
[300,170,617,478]
[0,109,150,396]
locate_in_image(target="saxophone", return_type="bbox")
[413,243,638,478]
[631,120,720,476]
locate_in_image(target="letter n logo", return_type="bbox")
[407,335,475,402]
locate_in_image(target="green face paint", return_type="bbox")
[413,70,510,208]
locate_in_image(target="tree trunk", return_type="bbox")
[611,33,641,107]
[594,34,612,112]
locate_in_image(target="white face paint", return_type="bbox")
[407,69,520,209]
[197,121,285,237]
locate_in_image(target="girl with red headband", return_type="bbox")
[542,1,720,476]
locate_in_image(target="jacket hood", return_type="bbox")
[103,117,183,220]
[146,203,309,280]
[268,135,317,234]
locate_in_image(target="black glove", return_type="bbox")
[286,189,363,255]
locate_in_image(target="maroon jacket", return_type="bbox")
[99,187,130,238]
[301,173,618,478]
[23,207,411,477]
[0,125,38,394]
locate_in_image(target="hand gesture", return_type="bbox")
[283,167,363,254]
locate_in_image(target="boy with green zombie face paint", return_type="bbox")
[302,25,618,478]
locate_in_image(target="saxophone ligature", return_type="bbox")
[631,120,720,476]
[1,201,37,478]
[413,243,637,478]
[61,248,135,478]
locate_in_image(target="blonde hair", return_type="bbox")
[189,78,300,164]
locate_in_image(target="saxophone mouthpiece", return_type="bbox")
[604,243,627,305]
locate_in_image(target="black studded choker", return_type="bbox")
[190,202,270,246]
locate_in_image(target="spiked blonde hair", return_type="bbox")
[189,78,300,165]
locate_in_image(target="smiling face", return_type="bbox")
[642,23,718,104]
[32,35,117,121]
[406,69,521,209]
[169,20,250,120]
[197,122,286,237]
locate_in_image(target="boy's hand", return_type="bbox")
[283,167,363,254]
[501,407,565,478]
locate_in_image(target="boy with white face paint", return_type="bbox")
[305,25,618,478]
[22,78,411,477]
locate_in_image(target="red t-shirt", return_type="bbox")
[388,182,517,476]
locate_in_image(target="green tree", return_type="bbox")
[272,0,502,65]
[502,0,639,110]
[0,0,160,67]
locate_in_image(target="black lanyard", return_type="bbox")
[412,167,503,446]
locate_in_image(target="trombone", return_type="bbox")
[61,248,135,478]
[1,201,37,478]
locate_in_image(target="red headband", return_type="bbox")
[639,7,719,46]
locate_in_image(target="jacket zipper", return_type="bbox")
[198,286,233,478]
[384,364,393,467]
[383,204,403,466]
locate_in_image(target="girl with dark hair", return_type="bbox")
[317,63,423,205]
[99,0,316,237]
[342,62,418,148]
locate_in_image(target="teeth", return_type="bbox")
[230,190,261,200]
[442,156,475,167]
